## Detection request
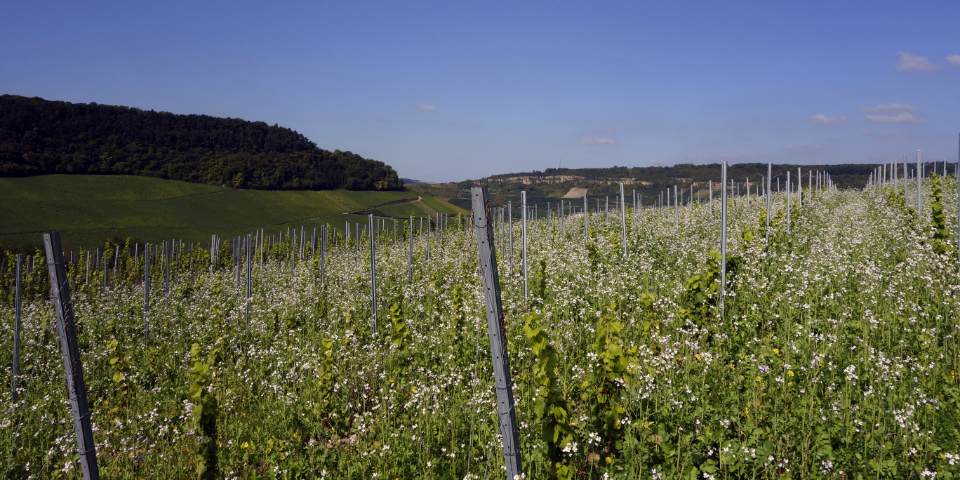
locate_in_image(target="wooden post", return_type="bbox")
[369,214,378,335]
[12,254,21,403]
[470,187,522,479]
[43,232,101,480]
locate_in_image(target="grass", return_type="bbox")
[0,175,468,252]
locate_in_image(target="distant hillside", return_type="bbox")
[0,175,468,252]
[484,163,889,190]
[415,162,940,211]
[0,95,402,191]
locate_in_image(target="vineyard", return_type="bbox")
[2,173,960,479]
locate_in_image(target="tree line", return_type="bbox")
[0,95,403,190]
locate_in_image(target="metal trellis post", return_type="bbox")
[43,232,101,480]
[469,187,522,479]
[720,162,727,313]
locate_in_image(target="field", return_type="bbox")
[0,175,468,252]
[1,178,960,479]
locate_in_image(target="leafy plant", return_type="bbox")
[390,301,409,359]
[106,338,132,412]
[189,343,220,480]
[930,173,950,255]
[524,313,576,479]
[580,305,638,471]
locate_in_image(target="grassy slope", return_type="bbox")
[0,175,468,251]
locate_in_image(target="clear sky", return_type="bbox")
[2,1,958,182]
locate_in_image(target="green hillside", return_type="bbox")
[0,175,468,252]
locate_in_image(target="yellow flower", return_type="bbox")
[773,348,780,355]
[787,370,794,377]
[242,442,249,449]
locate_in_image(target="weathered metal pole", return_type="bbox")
[904,155,909,207]
[12,254,21,403]
[917,150,923,222]
[720,162,728,313]
[583,194,588,241]
[508,201,513,270]
[246,233,252,329]
[470,187,522,479]
[766,163,772,245]
[620,183,627,258]
[522,191,528,300]
[369,214,378,335]
[144,243,150,342]
[674,185,678,230]
[102,249,108,298]
[798,167,802,208]
[43,232,101,480]
[164,241,170,296]
[321,225,327,286]
[408,215,414,283]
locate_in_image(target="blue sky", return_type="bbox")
[2,1,958,182]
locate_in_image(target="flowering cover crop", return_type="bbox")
[1,181,959,479]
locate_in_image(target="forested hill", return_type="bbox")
[0,95,403,190]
